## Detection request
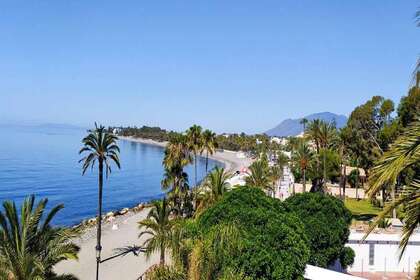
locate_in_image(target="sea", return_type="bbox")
[0,124,222,226]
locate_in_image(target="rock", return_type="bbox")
[119,208,129,215]
[105,211,114,218]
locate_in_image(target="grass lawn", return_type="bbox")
[344,198,382,221]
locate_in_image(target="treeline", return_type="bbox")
[110,125,171,142]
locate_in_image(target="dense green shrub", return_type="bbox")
[144,265,186,280]
[284,192,353,268]
[198,187,310,280]
[339,247,355,269]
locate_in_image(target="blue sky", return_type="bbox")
[0,1,419,133]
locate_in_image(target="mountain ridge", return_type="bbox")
[265,112,348,137]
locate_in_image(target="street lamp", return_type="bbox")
[96,244,102,280]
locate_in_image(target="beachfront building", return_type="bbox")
[346,232,420,279]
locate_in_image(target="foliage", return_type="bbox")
[366,122,420,256]
[144,265,186,280]
[415,261,420,280]
[186,125,204,187]
[139,198,174,265]
[245,159,273,191]
[0,195,79,280]
[397,73,420,128]
[284,192,353,268]
[339,247,355,269]
[201,129,218,173]
[198,187,310,280]
[196,167,232,216]
[377,218,391,229]
[291,139,313,191]
[111,125,170,142]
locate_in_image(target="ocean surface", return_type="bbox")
[0,124,222,226]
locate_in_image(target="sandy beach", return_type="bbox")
[55,136,252,280]
[118,136,252,171]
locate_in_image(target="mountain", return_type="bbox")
[265,112,348,137]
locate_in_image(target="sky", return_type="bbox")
[0,1,419,133]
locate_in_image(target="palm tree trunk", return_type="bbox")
[160,243,165,265]
[323,150,327,189]
[343,165,347,199]
[96,159,104,280]
[194,152,198,187]
[205,150,209,174]
[303,169,306,193]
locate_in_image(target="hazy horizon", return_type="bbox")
[1,1,419,133]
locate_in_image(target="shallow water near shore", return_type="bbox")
[0,124,222,226]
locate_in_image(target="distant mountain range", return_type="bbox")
[265,112,348,137]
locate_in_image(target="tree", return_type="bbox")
[198,187,310,280]
[397,72,420,128]
[196,167,232,215]
[163,133,191,169]
[201,129,218,173]
[348,169,361,200]
[292,140,313,192]
[0,195,79,280]
[79,124,120,280]
[300,118,308,134]
[284,192,353,268]
[139,198,173,265]
[186,125,203,187]
[366,121,420,257]
[245,160,272,191]
[161,165,189,216]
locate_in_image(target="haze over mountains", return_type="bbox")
[265,112,348,137]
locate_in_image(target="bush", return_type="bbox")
[198,187,310,280]
[340,247,355,269]
[144,265,186,280]
[284,192,353,268]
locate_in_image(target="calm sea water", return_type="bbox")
[0,124,222,226]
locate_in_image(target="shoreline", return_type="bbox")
[56,136,252,279]
[118,135,251,172]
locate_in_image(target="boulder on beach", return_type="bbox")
[119,208,129,215]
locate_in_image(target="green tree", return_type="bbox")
[198,187,310,280]
[292,140,313,192]
[79,124,120,278]
[186,125,203,187]
[284,192,353,268]
[161,165,189,216]
[366,121,420,256]
[196,167,232,215]
[397,72,420,127]
[0,195,79,280]
[348,169,361,200]
[245,160,272,191]
[139,198,173,265]
[201,129,218,173]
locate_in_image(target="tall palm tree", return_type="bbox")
[163,133,191,170]
[300,118,308,134]
[196,167,232,215]
[292,140,313,192]
[79,124,120,280]
[348,169,360,200]
[0,195,79,280]
[245,160,272,191]
[138,198,173,265]
[365,121,420,257]
[186,125,203,187]
[201,129,218,173]
[161,164,189,216]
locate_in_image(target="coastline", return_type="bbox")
[56,136,252,279]
[118,135,251,172]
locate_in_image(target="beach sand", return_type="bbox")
[55,136,252,280]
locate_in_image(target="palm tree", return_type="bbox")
[161,164,189,216]
[163,133,191,170]
[245,160,272,191]
[0,195,79,280]
[201,129,218,173]
[365,121,420,257]
[300,118,308,134]
[348,169,360,200]
[186,125,203,187]
[292,140,313,192]
[139,198,173,265]
[79,124,120,279]
[196,167,232,215]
